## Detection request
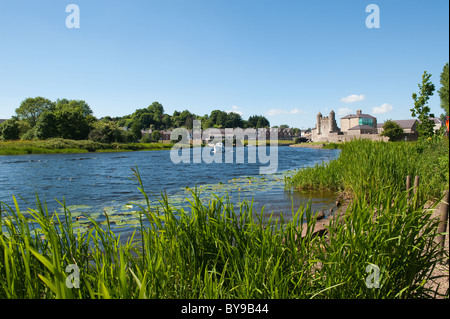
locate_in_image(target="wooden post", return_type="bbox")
[406,175,411,192]
[436,190,449,253]
[413,176,420,195]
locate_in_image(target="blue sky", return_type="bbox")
[0,0,448,129]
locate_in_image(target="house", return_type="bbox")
[377,119,419,141]
[377,119,418,134]
[340,110,378,134]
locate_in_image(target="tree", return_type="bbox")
[130,121,143,141]
[151,130,162,142]
[248,115,270,128]
[147,101,164,114]
[15,97,55,127]
[438,62,449,117]
[256,116,270,128]
[35,111,59,139]
[88,121,122,143]
[380,120,404,141]
[224,112,243,128]
[411,71,436,139]
[53,99,94,140]
[0,118,20,141]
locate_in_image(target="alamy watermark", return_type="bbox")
[365,264,380,289]
[65,264,80,289]
[169,120,279,174]
[366,4,380,29]
[66,4,80,29]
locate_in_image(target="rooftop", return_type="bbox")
[341,113,376,120]
[377,119,417,129]
[348,125,377,131]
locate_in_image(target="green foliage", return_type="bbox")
[0,139,174,155]
[53,99,94,140]
[286,138,449,200]
[381,120,404,141]
[411,71,436,139]
[248,115,270,128]
[438,62,449,117]
[0,118,21,141]
[0,167,446,299]
[35,111,59,140]
[88,121,122,143]
[140,133,151,144]
[15,97,55,127]
[151,130,161,142]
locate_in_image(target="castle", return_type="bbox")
[312,110,386,142]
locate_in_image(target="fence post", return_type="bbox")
[413,176,420,195]
[436,190,449,255]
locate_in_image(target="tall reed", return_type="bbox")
[0,163,447,299]
[285,137,449,200]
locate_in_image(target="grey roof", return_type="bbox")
[378,119,417,129]
[348,125,377,131]
[393,119,417,129]
[341,113,376,120]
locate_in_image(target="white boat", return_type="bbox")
[212,142,224,153]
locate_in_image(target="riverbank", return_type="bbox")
[0,138,174,155]
[287,137,449,298]
[0,139,296,156]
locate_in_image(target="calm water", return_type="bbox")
[0,146,340,234]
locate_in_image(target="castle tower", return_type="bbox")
[317,112,322,135]
[329,110,339,132]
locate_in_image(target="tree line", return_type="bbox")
[0,99,276,143]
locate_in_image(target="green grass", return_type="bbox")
[285,136,449,200]
[0,165,447,299]
[0,139,174,155]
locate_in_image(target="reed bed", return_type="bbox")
[285,137,449,200]
[0,165,447,299]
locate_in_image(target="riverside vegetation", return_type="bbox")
[0,138,448,299]
[0,138,174,155]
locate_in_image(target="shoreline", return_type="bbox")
[289,143,327,149]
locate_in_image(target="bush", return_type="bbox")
[381,120,404,141]
[0,119,21,141]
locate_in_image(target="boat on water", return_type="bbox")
[212,142,224,153]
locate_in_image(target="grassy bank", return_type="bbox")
[0,138,174,155]
[285,137,449,200]
[0,165,447,299]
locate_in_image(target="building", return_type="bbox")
[377,119,419,141]
[312,109,387,142]
[377,119,418,134]
[341,110,377,134]
[311,111,340,142]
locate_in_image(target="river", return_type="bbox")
[0,146,340,235]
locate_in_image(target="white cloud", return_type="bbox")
[226,105,243,116]
[372,103,393,115]
[265,108,304,116]
[337,107,353,116]
[341,94,366,103]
